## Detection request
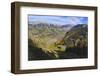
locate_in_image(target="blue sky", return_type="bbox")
[28,15,88,25]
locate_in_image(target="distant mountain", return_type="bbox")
[60,24,73,28]
[28,23,66,37]
[29,23,73,33]
[60,24,73,31]
[70,24,87,31]
[29,23,57,32]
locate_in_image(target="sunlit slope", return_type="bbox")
[28,23,67,58]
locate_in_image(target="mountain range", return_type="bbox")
[28,22,88,60]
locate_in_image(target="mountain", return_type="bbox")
[28,22,88,60]
[58,24,88,48]
[28,23,73,38]
[28,22,69,60]
[60,24,73,32]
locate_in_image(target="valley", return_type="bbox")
[28,22,88,60]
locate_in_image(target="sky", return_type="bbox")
[28,15,88,26]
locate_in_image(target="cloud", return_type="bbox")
[28,15,88,26]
